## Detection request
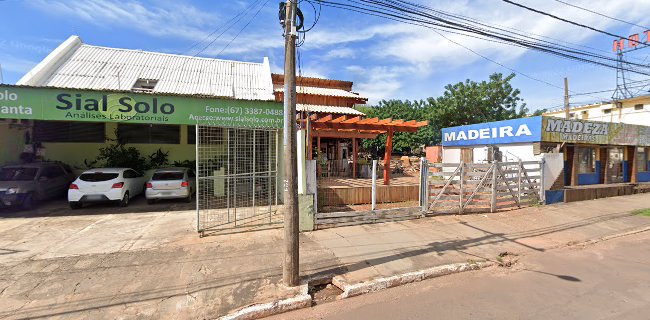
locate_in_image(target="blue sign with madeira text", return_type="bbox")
[442,116,543,147]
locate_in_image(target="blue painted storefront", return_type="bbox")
[443,117,650,189]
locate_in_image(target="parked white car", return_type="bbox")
[145,168,196,204]
[68,168,146,209]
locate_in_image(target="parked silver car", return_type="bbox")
[145,168,196,204]
[0,162,76,210]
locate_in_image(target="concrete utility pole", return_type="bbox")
[282,0,300,287]
[564,77,570,119]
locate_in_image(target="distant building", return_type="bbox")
[543,95,650,125]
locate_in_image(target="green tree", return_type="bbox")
[361,73,529,155]
[362,99,434,156]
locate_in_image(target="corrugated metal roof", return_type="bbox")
[297,104,366,115]
[274,84,367,100]
[35,43,274,101]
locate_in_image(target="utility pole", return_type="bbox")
[282,0,300,287]
[564,77,570,119]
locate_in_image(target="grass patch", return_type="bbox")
[633,209,650,217]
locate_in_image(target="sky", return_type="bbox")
[1,0,650,113]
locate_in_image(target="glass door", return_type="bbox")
[608,147,624,183]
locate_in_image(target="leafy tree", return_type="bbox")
[362,99,433,156]
[531,108,548,116]
[361,73,529,155]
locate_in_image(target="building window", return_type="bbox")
[634,104,644,110]
[637,147,649,172]
[188,125,196,144]
[117,124,180,144]
[603,109,612,114]
[33,121,105,143]
[132,78,158,92]
[575,147,596,174]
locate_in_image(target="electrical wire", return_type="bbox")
[501,0,650,51]
[551,0,650,30]
[184,0,261,56]
[214,0,271,57]
[313,0,626,101]
[314,0,650,77]
[194,0,266,57]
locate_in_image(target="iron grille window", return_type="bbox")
[117,123,180,144]
[33,121,105,143]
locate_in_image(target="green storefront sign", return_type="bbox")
[0,85,283,128]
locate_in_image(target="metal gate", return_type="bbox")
[196,125,280,236]
[423,160,543,214]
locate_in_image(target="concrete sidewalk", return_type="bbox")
[307,193,650,287]
[1,194,650,319]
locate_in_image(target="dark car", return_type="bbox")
[0,162,76,210]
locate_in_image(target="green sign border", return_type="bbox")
[0,85,283,128]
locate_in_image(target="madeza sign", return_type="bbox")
[442,117,543,147]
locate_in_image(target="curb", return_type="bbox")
[572,225,650,247]
[217,284,311,320]
[217,261,492,319]
[332,261,492,299]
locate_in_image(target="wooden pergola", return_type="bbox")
[305,114,428,185]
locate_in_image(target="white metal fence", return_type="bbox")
[196,125,280,236]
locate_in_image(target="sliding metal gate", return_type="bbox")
[424,160,543,214]
[196,125,280,236]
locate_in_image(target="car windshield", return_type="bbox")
[0,167,38,181]
[79,173,119,182]
[152,172,184,181]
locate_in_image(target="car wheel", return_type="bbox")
[147,199,156,205]
[21,193,35,210]
[185,192,192,203]
[119,192,130,207]
[69,202,83,210]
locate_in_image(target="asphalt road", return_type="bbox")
[272,230,650,320]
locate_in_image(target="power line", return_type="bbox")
[326,0,650,75]
[214,0,271,57]
[501,0,650,51]
[184,0,261,56]
[314,0,614,101]
[551,0,650,30]
[314,0,650,79]
[192,0,266,56]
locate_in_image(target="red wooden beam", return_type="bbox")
[342,116,361,124]
[331,115,347,123]
[384,128,394,185]
[353,137,358,178]
[315,114,332,123]
[358,117,379,124]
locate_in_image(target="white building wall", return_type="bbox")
[442,147,460,164]
[545,98,650,125]
[443,143,538,164]
[499,144,538,162]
